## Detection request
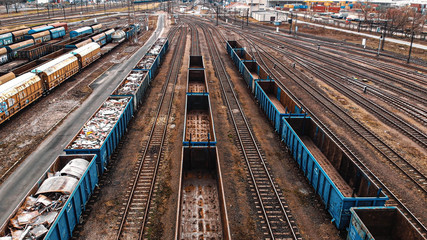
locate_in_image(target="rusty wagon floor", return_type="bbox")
[180,171,223,240]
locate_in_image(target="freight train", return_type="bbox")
[226,40,425,239]
[0,37,169,240]
[0,23,68,47]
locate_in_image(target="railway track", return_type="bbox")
[197,22,302,240]
[187,21,200,56]
[115,25,186,240]
[239,36,427,237]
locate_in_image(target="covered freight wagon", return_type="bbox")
[0,72,43,124]
[48,22,68,32]
[0,154,98,240]
[65,96,134,175]
[111,70,149,109]
[104,29,115,42]
[5,39,35,58]
[32,53,79,91]
[90,24,103,33]
[70,26,93,38]
[0,47,8,64]
[28,25,54,35]
[0,33,13,46]
[11,28,30,42]
[25,30,52,43]
[49,27,66,39]
[71,42,101,69]
[0,72,15,84]
[91,32,107,46]
[280,116,388,229]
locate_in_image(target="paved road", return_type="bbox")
[294,18,427,50]
[0,14,165,225]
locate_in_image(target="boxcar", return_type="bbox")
[90,24,103,33]
[0,72,43,124]
[104,28,115,42]
[71,42,101,69]
[64,96,134,175]
[0,72,15,85]
[347,207,425,240]
[91,32,107,46]
[49,27,66,39]
[254,80,305,132]
[25,30,52,43]
[0,33,13,46]
[5,39,35,58]
[112,70,149,109]
[32,53,79,91]
[280,116,388,229]
[28,25,54,35]
[0,47,8,64]
[48,22,68,31]
[11,28,30,42]
[183,95,216,146]
[0,154,98,240]
[70,26,93,38]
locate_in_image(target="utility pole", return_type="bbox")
[246,8,249,25]
[63,6,66,19]
[381,21,387,50]
[407,10,417,63]
[288,12,292,34]
[216,6,219,26]
[47,5,50,18]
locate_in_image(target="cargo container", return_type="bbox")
[25,30,52,43]
[188,55,204,69]
[0,72,15,84]
[71,42,101,69]
[5,39,35,58]
[66,38,93,49]
[28,25,54,35]
[0,72,43,124]
[49,27,66,39]
[65,96,134,175]
[16,42,53,61]
[11,28,31,42]
[0,47,8,64]
[187,69,208,95]
[91,32,107,46]
[0,33,13,46]
[104,29,115,42]
[32,53,79,91]
[347,207,425,240]
[254,80,304,132]
[240,61,270,91]
[280,116,388,229]
[70,26,93,39]
[0,154,98,240]
[176,147,231,239]
[183,95,216,146]
[111,70,149,109]
[90,24,103,33]
[48,22,68,32]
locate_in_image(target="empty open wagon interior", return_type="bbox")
[351,208,425,240]
[187,69,207,93]
[243,61,269,80]
[257,81,304,114]
[189,56,204,68]
[179,147,225,239]
[185,96,215,143]
[286,117,385,198]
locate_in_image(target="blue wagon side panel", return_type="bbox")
[49,27,66,39]
[64,97,134,175]
[280,116,388,229]
[0,33,13,46]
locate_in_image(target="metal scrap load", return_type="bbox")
[148,38,166,55]
[2,159,89,240]
[136,55,156,69]
[67,98,130,149]
[115,71,146,95]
